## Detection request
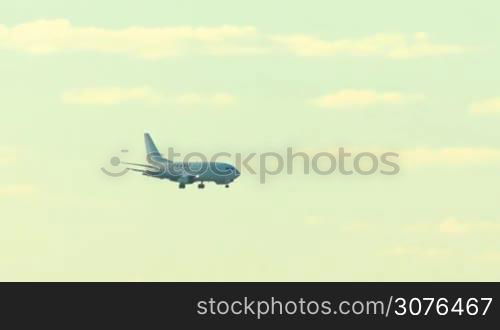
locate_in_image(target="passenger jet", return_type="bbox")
[123,133,240,189]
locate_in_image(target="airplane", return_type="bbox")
[122,133,240,189]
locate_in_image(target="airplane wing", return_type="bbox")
[178,172,197,184]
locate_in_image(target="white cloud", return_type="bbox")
[62,87,236,107]
[271,32,464,58]
[401,147,500,166]
[471,97,500,114]
[62,87,162,105]
[0,184,36,197]
[312,89,422,108]
[0,20,464,60]
[0,19,259,59]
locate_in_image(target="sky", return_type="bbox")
[1,0,500,281]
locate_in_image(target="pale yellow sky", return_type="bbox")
[1,0,500,281]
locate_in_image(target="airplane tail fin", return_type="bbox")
[145,133,160,155]
[144,133,170,162]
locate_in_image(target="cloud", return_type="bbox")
[438,217,470,235]
[0,184,36,197]
[311,89,422,108]
[341,222,376,232]
[175,93,236,106]
[471,97,500,114]
[339,217,500,237]
[0,19,259,59]
[0,20,464,60]
[405,217,500,236]
[304,215,325,225]
[401,147,500,166]
[61,87,236,106]
[271,32,464,58]
[385,246,451,258]
[62,87,162,105]
[477,252,500,262]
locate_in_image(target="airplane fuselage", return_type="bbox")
[145,160,240,185]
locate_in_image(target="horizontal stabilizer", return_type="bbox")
[121,161,159,170]
[127,168,147,173]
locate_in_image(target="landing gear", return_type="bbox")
[179,183,186,189]
[225,184,230,188]
[198,183,205,189]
